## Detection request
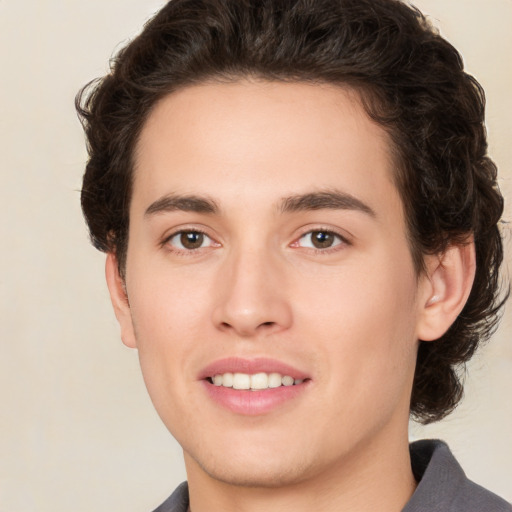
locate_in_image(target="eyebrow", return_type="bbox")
[280,190,376,217]
[144,189,375,218]
[145,194,219,216]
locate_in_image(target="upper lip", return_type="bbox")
[198,357,309,381]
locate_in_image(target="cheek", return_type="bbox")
[297,251,419,399]
[130,290,203,437]
[127,256,212,337]
[125,264,214,406]
[298,248,418,331]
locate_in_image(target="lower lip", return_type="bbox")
[202,380,309,415]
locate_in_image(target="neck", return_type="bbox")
[184,425,416,512]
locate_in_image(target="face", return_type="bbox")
[112,81,434,488]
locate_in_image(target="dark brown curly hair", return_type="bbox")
[76,0,507,424]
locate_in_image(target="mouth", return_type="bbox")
[206,372,306,390]
[199,358,311,415]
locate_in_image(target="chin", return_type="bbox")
[196,455,315,489]
[183,437,319,489]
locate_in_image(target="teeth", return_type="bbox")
[222,372,234,387]
[250,372,268,390]
[232,373,250,390]
[268,372,282,388]
[210,372,304,390]
[282,375,294,386]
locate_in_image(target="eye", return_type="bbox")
[296,230,344,250]
[166,230,215,251]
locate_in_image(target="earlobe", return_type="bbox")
[416,241,476,342]
[105,253,137,348]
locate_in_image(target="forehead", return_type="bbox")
[132,80,400,217]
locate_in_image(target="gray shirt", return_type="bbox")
[152,440,511,512]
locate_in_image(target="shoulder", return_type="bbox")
[404,439,512,512]
[151,481,189,512]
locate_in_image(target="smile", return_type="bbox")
[207,372,304,390]
[200,358,311,415]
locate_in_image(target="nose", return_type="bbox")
[212,247,293,337]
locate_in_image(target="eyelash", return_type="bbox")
[161,227,350,255]
[162,228,218,254]
[292,228,350,254]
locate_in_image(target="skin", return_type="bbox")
[106,80,475,512]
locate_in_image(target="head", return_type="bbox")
[77,0,505,481]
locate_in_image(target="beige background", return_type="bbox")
[0,1,510,510]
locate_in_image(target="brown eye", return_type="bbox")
[311,231,335,248]
[297,230,343,250]
[168,231,210,250]
[180,231,204,249]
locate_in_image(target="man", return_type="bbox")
[76,0,511,510]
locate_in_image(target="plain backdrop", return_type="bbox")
[0,1,511,511]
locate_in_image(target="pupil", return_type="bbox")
[313,231,333,248]
[181,232,204,249]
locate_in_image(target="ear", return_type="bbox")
[416,240,476,341]
[105,252,137,348]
